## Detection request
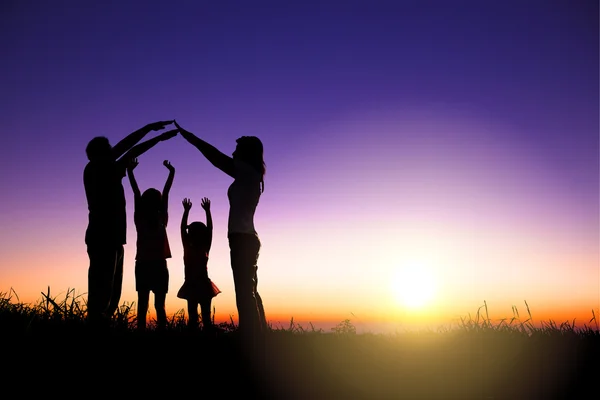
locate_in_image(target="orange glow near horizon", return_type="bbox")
[2,253,597,334]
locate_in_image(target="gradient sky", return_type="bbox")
[1,1,598,333]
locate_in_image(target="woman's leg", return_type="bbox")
[253,268,267,331]
[229,233,263,335]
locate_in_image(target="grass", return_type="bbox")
[1,287,598,399]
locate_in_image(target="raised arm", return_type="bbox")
[162,160,175,225]
[112,120,174,160]
[126,158,141,199]
[174,121,235,177]
[181,198,192,244]
[201,197,213,252]
[118,129,178,169]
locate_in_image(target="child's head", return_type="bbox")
[140,188,162,216]
[187,221,209,245]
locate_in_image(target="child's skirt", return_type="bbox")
[177,278,221,301]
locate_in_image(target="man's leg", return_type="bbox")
[87,243,118,324]
[107,245,124,316]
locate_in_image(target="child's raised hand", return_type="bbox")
[201,197,211,211]
[163,160,175,172]
[182,197,192,211]
[127,158,139,170]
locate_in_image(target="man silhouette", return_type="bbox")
[84,120,177,327]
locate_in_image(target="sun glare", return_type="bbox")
[392,261,437,309]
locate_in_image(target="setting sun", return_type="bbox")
[392,261,437,309]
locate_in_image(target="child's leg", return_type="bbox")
[200,298,213,330]
[187,300,199,330]
[137,290,150,331]
[154,292,167,330]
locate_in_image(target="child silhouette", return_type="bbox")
[177,197,221,332]
[127,159,175,331]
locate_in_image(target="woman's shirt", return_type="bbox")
[227,158,261,235]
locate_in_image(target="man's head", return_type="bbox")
[86,136,112,161]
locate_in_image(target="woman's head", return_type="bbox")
[233,136,266,192]
[86,136,112,161]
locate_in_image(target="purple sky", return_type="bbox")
[0,1,598,330]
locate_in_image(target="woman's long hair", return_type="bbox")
[235,136,266,193]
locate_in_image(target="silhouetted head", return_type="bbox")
[233,136,266,192]
[86,136,112,161]
[187,221,209,245]
[140,188,162,216]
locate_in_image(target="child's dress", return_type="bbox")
[134,208,171,293]
[177,248,220,301]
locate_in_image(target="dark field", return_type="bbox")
[2,289,598,399]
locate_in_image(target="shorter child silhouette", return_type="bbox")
[177,197,221,331]
[127,159,175,332]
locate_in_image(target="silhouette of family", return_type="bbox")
[83,120,267,342]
